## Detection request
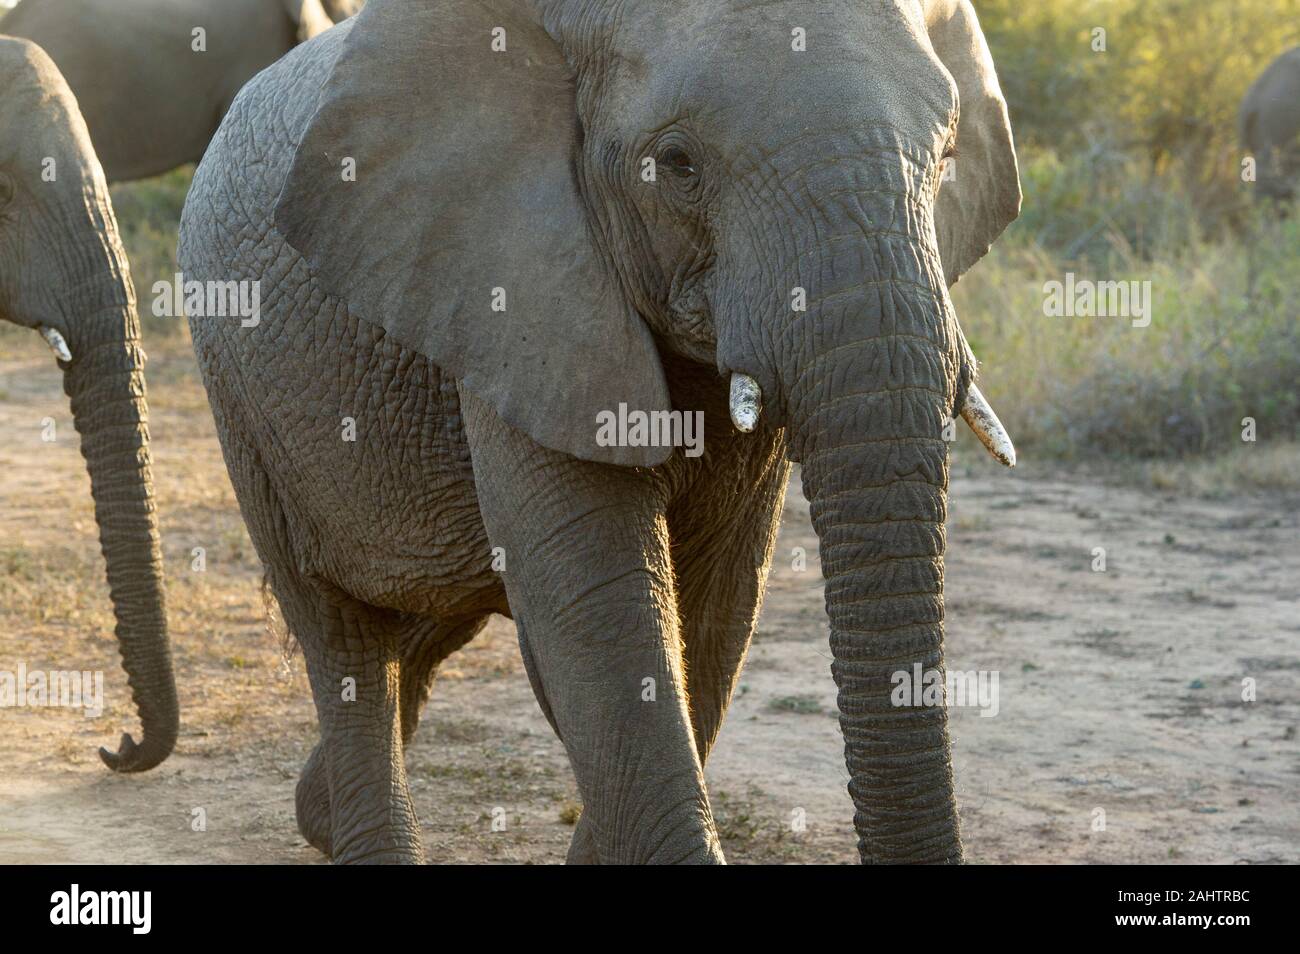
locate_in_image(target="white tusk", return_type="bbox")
[960,383,1016,467]
[38,326,72,362]
[729,373,761,433]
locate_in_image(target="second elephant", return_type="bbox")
[0,0,361,182]
[0,35,176,771]
[1240,46,1300,204]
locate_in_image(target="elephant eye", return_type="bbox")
[661,146,697,179]
[0,172,15,212]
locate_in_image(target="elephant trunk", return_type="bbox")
[793,296,961,863]
[764,213,965,862]
[62,302,177,772]
[797,395,959,863]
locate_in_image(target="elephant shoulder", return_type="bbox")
[181,22,352,274]
[218,20,353,194]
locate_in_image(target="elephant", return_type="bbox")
[0,36,177,770]
[178,0,1020,864]
[1240,46,1300,204]
[0,0,362,182]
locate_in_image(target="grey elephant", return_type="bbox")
[1240,46,1300,203]
[179,0,1020,864]
[0,36,176,771]
[0,0,362,182]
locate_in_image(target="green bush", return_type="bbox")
[1011,145,1207,266]
[953,1,1300,461]
[955,203,1300,459]
[979,0,1300,162]
[109,166,195,340]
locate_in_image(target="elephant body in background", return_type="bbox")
[1240,46,1300,203]
[0,36,176,770]
[179,0,1021,864]
[0,0,360,182]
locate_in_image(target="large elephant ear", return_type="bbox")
[922,0,1021,286]
[282,0,335,41]
[274,0,671,466]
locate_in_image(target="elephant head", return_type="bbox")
[0,37,177,772]
[274,0,1019,862]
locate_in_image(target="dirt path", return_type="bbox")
[2,336,1296,864]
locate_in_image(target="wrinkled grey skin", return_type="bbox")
[179,0,1020,863]
[1240,47,1300,204]
[0,0,361,182]
[0,36,177,771]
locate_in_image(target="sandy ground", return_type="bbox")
[1,335,1296,864]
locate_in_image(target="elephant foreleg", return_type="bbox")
[281,584,424,864]
[565,432,789,862]
[670,447,791,765]
[296,612,491,858]
[461,387,722,864]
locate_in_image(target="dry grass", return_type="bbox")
[1140,440,1300,495]
[953,197,1300,461]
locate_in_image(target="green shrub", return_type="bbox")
[955,201,1300,459]
[109,166,195,340]
[977,0,1300,245]
[956,1,1300,461]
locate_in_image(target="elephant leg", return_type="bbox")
[296,613,490,858]
[565,813,600,865]
[397,615,490,747]
[295,633,420,858]
[277,581,423,865]
[295,740,333,857]
[565,427,790,863]
[460,388,720,865]
[670,446,791,766]
[199,395,425,863]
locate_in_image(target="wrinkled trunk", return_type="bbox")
[779,228,964,863]
[785,298,961,868]
[798,395,959,863]
[63,303,177,772]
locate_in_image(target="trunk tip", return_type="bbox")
[99,729,174,773]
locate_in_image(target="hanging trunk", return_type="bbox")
[777,226,964,862]
[800,410,959,862]
[62,303,177,772]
